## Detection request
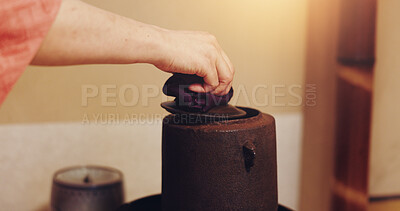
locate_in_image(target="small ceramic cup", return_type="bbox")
[51,165,124,211]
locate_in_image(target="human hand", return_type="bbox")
[30,0,233,96]
[153,30,234,96]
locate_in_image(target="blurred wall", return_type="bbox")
[0,0,307,210]
[369,0,400,198]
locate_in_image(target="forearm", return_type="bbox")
[31,0,235,95]
[31,0,164,65]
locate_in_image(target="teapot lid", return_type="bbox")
[161,101,247,121]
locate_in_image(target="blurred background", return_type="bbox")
[0,0,399,210]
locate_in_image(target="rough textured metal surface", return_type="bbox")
[162,107,277,211]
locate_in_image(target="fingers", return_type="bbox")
[188,83,206,93]
[161,30,234,95]
[221,50,234,76]
[220,50,235,94]
[189,52,233,96]
[197,34,234,95]
[192,60,219,93]
[211,54,233,96]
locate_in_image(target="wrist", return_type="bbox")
[126,21,169,65]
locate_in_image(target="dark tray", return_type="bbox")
[118,194,293,211]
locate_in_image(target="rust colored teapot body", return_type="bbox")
[162,107,278,211]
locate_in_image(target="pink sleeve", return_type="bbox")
[0,0,61,105]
